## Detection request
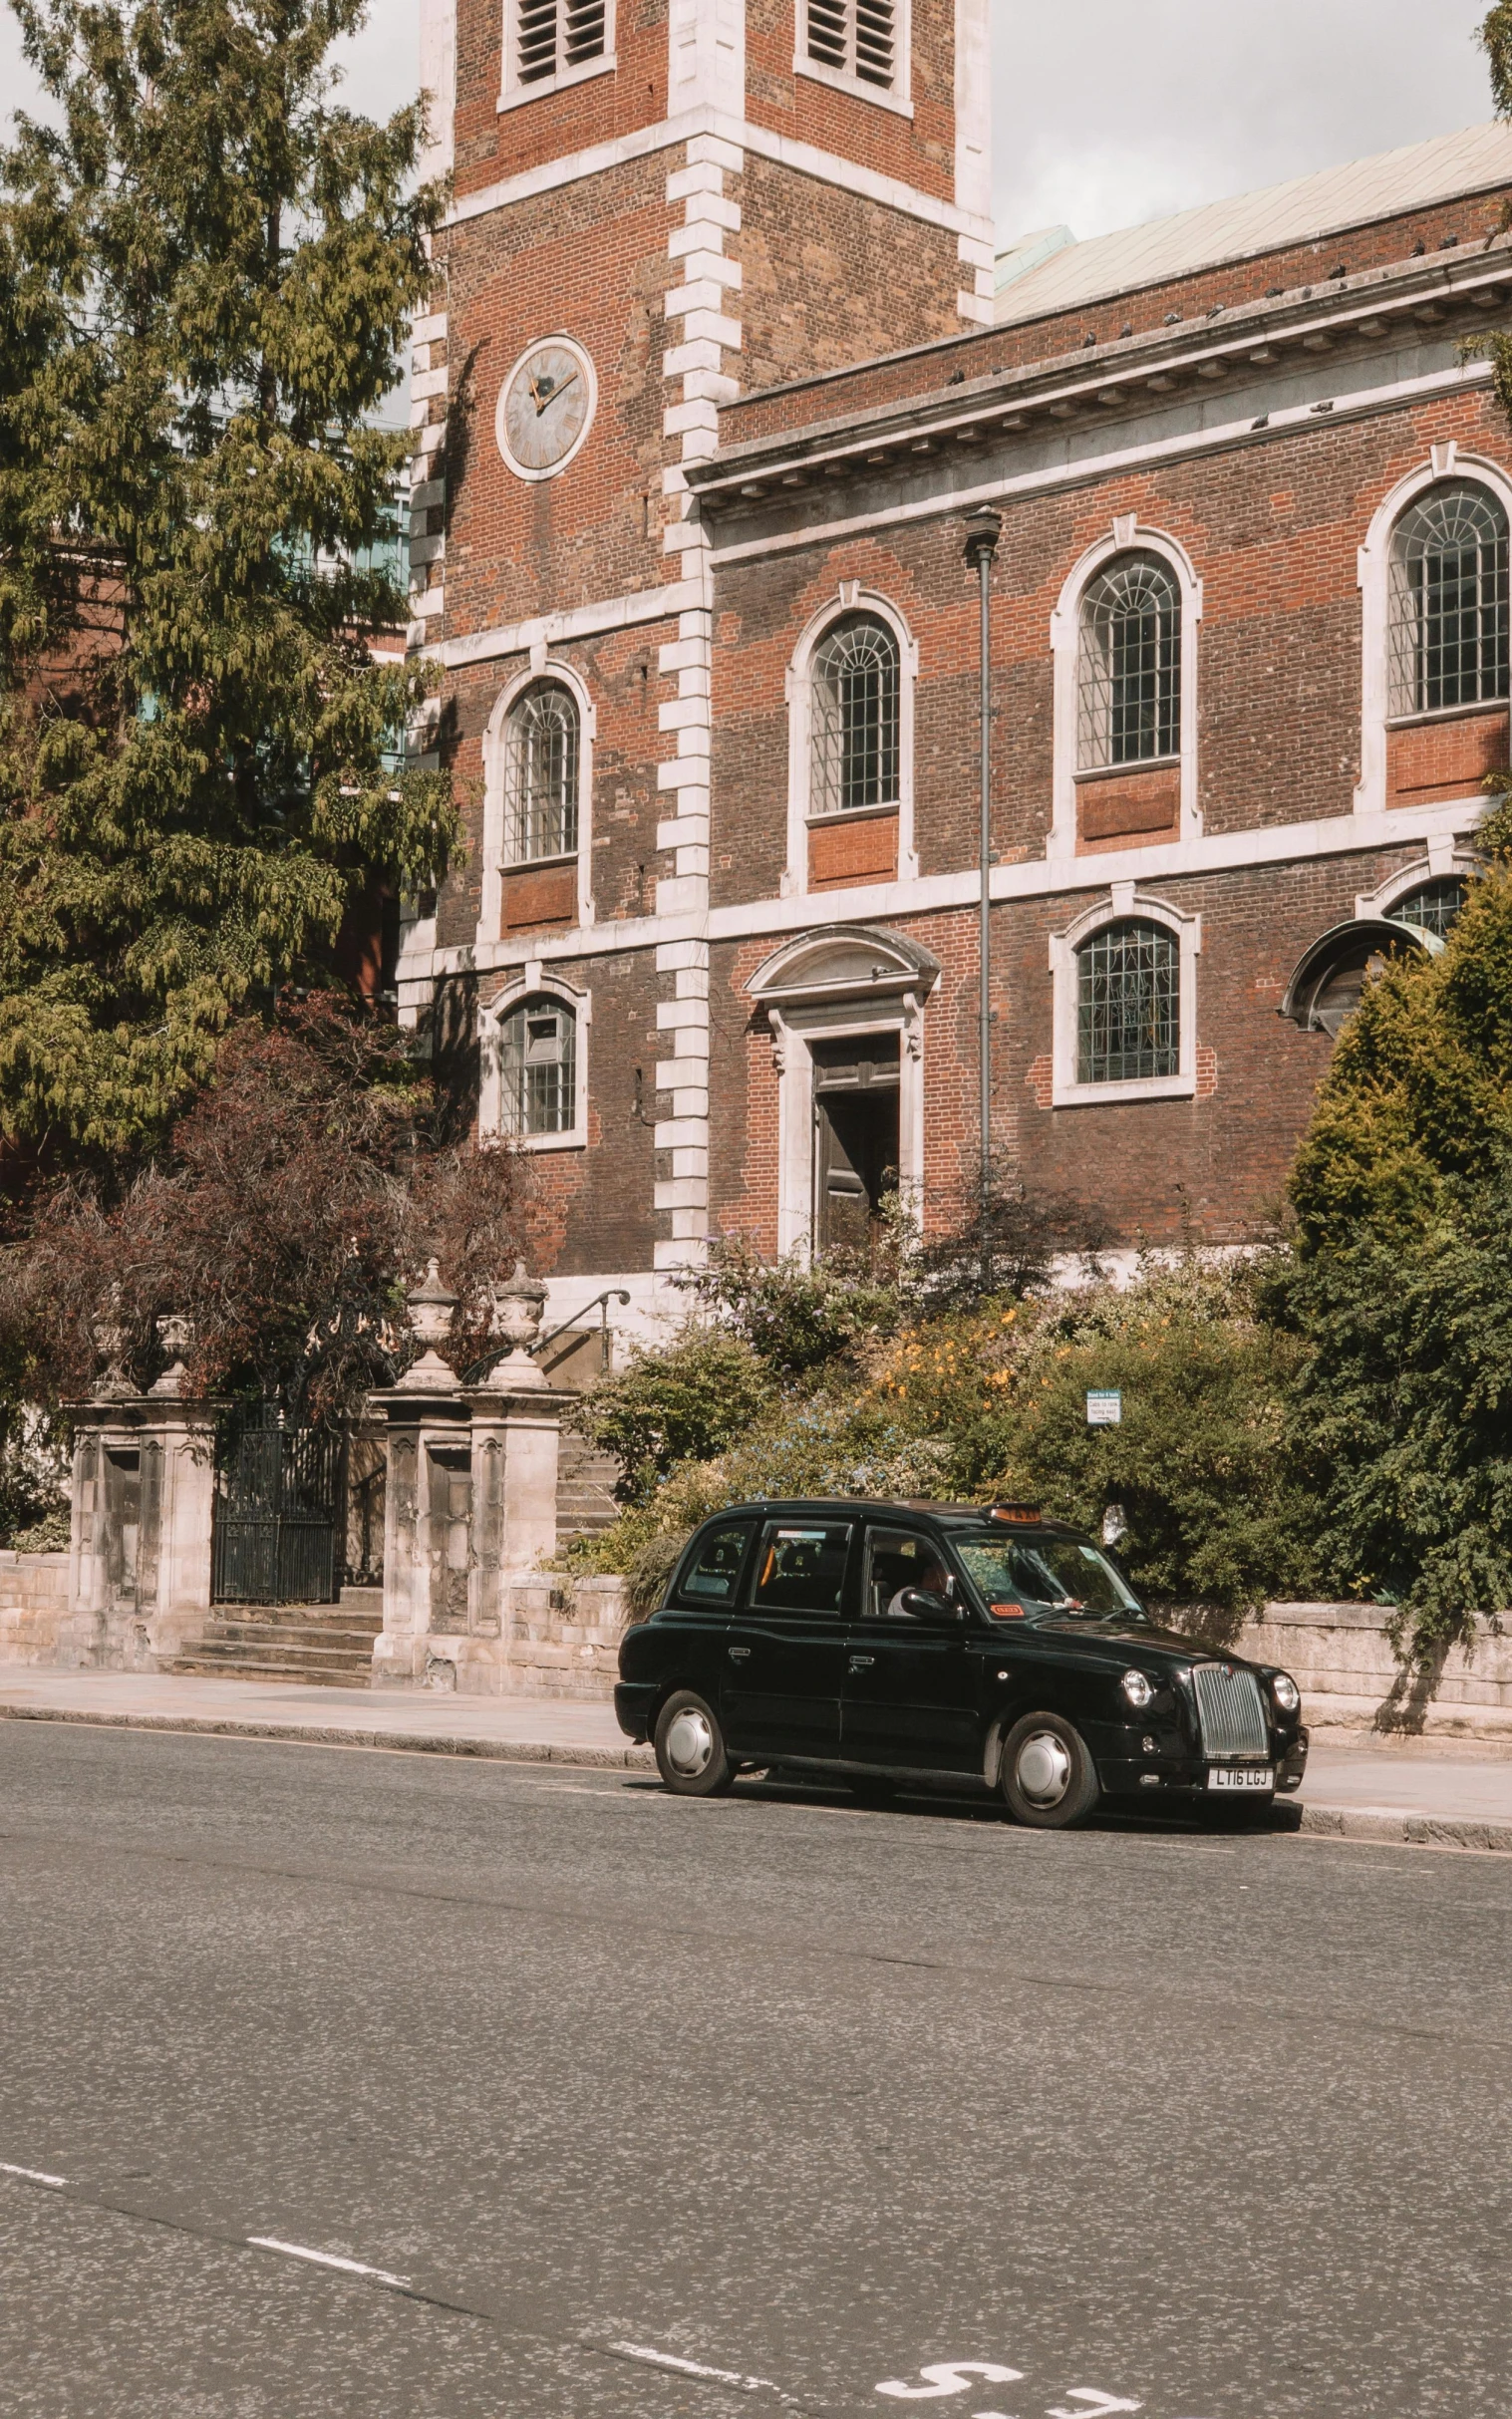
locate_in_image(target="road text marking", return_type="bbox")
[608,2340,791,2395]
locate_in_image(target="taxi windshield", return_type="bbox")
[953,1529,1144,1619]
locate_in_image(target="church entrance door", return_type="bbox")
[811,1035,900,1260]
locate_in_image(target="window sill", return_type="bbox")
[1384,701,1509,729]
[1073,756,1181,783]
[791,54,913,118]
[804,800,902,826]
[1052,1070,1195,1109]
[498,54,615,112]
[505,1128,588,1153]
[501,851,579,871]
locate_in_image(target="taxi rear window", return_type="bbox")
[672,1521,756,1606]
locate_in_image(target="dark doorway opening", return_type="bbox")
[811,1034,900,1259]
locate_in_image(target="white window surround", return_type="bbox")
[792,0,912,115]
[1356,444,1512,817]
[498,0,616,109]
[478,659,596,945]
[1049,521,1202,862]
[1049,885,1201,1109]
[478,970,592,1151]
[783,584,918,897]
[1355,842,1477,920]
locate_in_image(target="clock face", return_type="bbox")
[496,337,596,481]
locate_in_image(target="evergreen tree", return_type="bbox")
[0,0,453,1160]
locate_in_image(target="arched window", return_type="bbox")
[1077,553,1181,768]
[1389,482,1509,716]
[1075,919,1179,1084]
[498,996,576,1135]
[810,614,900,816]
[503,682,579,864]
[1387,876,1467,941]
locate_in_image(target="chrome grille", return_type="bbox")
[1192,1663,1270,1758]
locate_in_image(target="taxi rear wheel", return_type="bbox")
[1000,1712,1100,1829]
[654,1689,735,1797]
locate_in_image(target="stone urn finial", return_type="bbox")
[91,1287,140,1400]
[150,1314,195,1398]
[396,1255,460,1393]
[478,1258,549,1392]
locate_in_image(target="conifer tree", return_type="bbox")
[0,0,453,1159]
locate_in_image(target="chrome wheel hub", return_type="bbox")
[666,1708,714,1776]
[1016,1730,1072,1805]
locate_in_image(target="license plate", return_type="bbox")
[1207,1766,1274,1791]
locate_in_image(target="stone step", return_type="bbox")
[177,1638,376,1673]
[209,1619,382,1645]
[171,1657,374,1688]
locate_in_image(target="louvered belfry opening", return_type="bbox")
[517,0,607,83]
[805,0,896,89]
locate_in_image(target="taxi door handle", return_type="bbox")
[728,1645,751,1660]
[848,1655,875,1670]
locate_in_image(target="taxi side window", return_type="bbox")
[864,1527,953,1620]
[751,1521,852,1615]
[672,1521,756,1607]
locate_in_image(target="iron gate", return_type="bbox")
[211,1415,346,1606]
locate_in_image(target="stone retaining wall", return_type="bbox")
[0,1552,73,1664]
[1242,1602,1512,1738]
[418,1576,630,1697]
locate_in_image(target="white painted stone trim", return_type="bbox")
[706,361,1497,569]
[394,792,1489,1006]
[1049,523,1203,859]
[498,0,617,108]
[1353,445,1512,817]
[447,105,992,242]
[952,0,990,223]
[1355,841,1479,919]
[1049,888,1201,1108]
[782,586,919,893]
[477,660,597,949]
[429,579,705,671]
[767,992,928,1260]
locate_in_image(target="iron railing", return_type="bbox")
[211,1416,346,1606]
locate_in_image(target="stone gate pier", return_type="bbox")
[367,1262,578,1693]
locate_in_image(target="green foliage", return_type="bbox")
[1273,1198,1512,1661]
[678,1232,908,1382]
[0,0,454,1157]
[569,1259,1310,1626]
[573,1328,774,1505]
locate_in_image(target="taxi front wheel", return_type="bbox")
[1000,1712,1100,1829]
[654,1690,735,1797]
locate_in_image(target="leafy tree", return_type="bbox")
[0,0,453,1160]
[1278,815,1512,1660]
[678,1231,909,1384]
[1,996,525,1422]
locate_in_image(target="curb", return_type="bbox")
[1298,1803,1512,1853]
[0,1701,658,1772]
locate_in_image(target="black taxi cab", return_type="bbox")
[614,1499,1308,1826]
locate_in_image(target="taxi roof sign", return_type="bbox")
[988,1503,1043,1524]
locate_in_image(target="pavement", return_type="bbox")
[3,1663,1512,1849]
[2,1718,1511,2417]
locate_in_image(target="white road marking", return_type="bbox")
[1049,2397,1141,2417]
[877,2364,1025,2400]
[0,2161,65,2187]
[607,2339,791,2395]
[247,2236,411,2288]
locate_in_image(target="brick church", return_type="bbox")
[398,0,1512,1348]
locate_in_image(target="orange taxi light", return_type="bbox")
[990,1601,1027,1620]
[989,1503,1042,1524]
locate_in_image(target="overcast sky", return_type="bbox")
[0,0,1495,245]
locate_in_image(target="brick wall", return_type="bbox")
[743,0,956,200]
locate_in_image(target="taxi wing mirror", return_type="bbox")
[898,1587,959,1622]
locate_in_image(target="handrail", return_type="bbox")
[462,1286,632,1385]
[534,1288,631,1361]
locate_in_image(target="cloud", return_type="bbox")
[992,0,1491,241]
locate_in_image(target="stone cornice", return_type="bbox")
[688,234,1512,503]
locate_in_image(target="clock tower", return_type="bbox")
[402,0,994,1319]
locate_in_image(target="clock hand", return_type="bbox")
[534,365,578,415]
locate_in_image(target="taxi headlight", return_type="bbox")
[1120,1668,1153,1709]
[1272,1671,1301,1714]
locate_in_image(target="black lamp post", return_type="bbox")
[963,504,1003,1264]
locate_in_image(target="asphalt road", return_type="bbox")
[1,1728,1509,2419]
